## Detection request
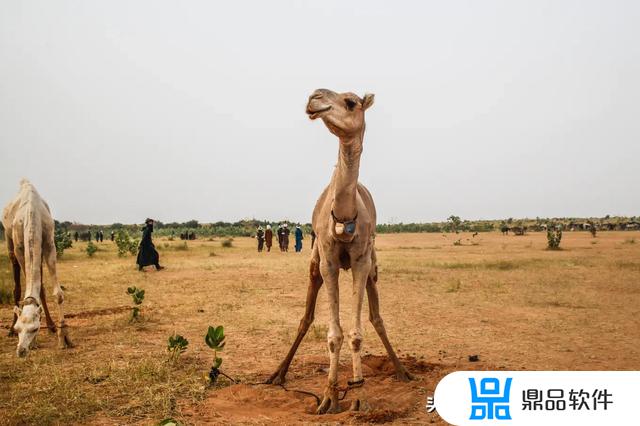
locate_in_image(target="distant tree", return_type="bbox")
[447,215,462,234]
[183,220,199,228]
[111,223,124,229]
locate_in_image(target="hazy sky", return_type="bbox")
[1,1,638,225]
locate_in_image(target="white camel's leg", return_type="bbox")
[348,253,372,412]
[317,258,342,415]
[43,240,72,348]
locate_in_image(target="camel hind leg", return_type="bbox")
[267,244,323,385]
[43,239,72,348]
[366,249,413,382]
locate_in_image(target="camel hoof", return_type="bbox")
[57,328,74,349]
[266,371,286,385]
[53,289,64,304]
[316,387,340,414]
[396,368,414,382]
[350,398,371,412]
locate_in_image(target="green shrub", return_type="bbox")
[221,239,233,248]
[115,230,139,257]
[547,225,562,250]
[54,229,73,257]
[86,241,98,257]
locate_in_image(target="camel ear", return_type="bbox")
[13,306,22,316]
[362,93,375,111]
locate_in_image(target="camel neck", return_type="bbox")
[332,132,363,220]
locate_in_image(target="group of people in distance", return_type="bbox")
[72,229,115,242]
[255,224,305,253]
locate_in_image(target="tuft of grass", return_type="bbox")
[310,324,328,341]
[208,250,217,257]
[174,242,189,251]
[221,239,234,248]
[446,279,462,293]
[623,238,636,245]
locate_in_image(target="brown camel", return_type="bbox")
[267,89,412,414]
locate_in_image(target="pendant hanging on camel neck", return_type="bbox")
[335,221,356,235]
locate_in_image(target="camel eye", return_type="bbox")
[345,98,357,111]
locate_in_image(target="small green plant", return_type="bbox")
[221,239,233,248]
[167,333,189,361]
[126,286,145,320]
[205,325,226,385]
[547,225,563,250]
[86,241,98,257]
[453,239,462,246]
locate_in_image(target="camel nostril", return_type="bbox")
[17,348,27,358]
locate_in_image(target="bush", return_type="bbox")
[54,229,73,257]
[221,239,233,248]
[115,230,139,257]
[86,241,98,257]
[547,225,562,250]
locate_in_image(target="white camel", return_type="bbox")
[2,179,72,357]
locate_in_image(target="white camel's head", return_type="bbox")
[306,89,375,139]
[13,299,42,358]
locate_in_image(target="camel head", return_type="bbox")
[306,89,375,139]
[13,299,42,358]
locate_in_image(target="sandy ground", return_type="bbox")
[0,231,639,425]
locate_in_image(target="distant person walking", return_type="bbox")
[256,226,265,252]
[110,231,115,241]
[136,218,164,271]
[277,224,285,252]
[99,230,104,242]
[265,225,274,252]
[294,225,303,252]
[282,223,290,252]
[74,231,79,242]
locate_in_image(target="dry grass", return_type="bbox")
[1,231,639,424]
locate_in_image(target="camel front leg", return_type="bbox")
[347,255,372,411]
[44,243,73,349]
[8,239,21,337]
[317,260,342,415]
[39,265,57,332]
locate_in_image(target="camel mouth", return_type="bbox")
[306,105,331,119]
